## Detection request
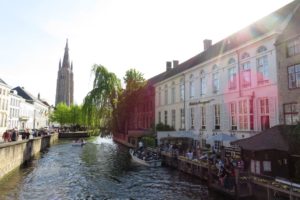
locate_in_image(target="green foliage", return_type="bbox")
[155,122,175,131]
[50,103,84,127]
[82,64,121,132]
[124,68,146,91]
[142,136,156,147]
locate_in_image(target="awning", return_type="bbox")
[207,133,237,143]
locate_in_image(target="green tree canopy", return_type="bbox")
[82,64,121,132]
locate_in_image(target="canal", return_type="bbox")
[0,137,224,200]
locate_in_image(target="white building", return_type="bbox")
[19,98,34,130]
[0,78,10,140]
[155,1,300,150]
[12,87,50,130]
[8,90,22,129]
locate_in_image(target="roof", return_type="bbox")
[152,0,299,83]
[0,78,7,85]
[231,125,295,152]
[276,1,300,43]
[12,86,48,106]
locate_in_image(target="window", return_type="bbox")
[164,110,168,125]
[241,52,250,60]
[250,99,254,130]
[228,58,236,65]
[257,46,267,54]
[257,56,269,84]
[180,79,184,101]
[287,37,300,57]
[190,107,194,129]
[214,140,221,151]
[241,61,251,88]
[158,87,161,106]
[251,160,261,175]
[228,67,237,89]
[171,109,176,129]
[189,75,195,98]
[239,100,248,130]
[201,106,206,130]
[201,139,207,148]
[288,64,300,89]
[212,72,219,93]
[214,104,220,129]
[260,98,270,130]
[263,161,271,172]
[284,103,299,125]
[230,102,237,130]
[164,85,168,105]
[171,82,175,104]
[158,111,161,123]
[200,70,206,96]
[180,108,185,129]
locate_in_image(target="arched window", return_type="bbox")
[257,46,267,54]
[228,58,236,65]
[189,74,195,98]
[241,52,250,60]
[200,70,206,96]
[171,81,175,104]
[164,84,168,105]
[179,78,184,101]
[212,64,218,71]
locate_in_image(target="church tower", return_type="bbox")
[55,39,74,106]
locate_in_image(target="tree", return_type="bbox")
[82,64,121,132]
[50,102,70,126]
[117,69,146,133]
[123,68,145,91]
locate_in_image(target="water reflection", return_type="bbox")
[0,136,223,200]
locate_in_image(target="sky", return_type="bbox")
[0,0,294,105]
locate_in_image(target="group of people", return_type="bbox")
[1,128,51,143]
[2,128,26,142]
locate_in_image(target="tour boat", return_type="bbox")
[72,141,86,146]
[129,149,162,167]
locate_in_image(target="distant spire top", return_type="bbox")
[62,39,70,68]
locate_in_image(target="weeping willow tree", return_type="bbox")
[82,64,121,133]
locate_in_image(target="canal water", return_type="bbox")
[0,137,224,200]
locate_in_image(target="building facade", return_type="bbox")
[55,39,74,106]
[12,87,50,130]
[275,6,300,125]
[8,90,22,129]
[0,78,10,138]
[155,1,300,149]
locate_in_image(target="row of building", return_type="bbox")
[122,0,300,151]
[0,79,51,139]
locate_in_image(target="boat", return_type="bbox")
[72,140,86,146]
[129,149,162,167]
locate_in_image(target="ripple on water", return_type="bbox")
[0,137,222,200]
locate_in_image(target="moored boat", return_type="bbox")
[129,149,162,167]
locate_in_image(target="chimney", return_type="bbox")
[38,93,40,99]
[166,61,172,71]
[203,39,212,51]
[173,60,179,68]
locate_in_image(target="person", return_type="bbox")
[11,128,17,141]
[2,130,10,142]
[138,140,143,150]
[25,129,30,139]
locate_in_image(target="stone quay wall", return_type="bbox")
[0,133,58,180]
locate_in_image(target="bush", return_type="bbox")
[155,122,175,131]
[142,136,156,147]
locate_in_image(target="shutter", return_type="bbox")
[256,98,261,131]
[221,103,229,130]
[268,97,277,127]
